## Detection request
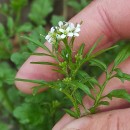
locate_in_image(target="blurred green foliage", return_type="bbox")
[0,0,127,130]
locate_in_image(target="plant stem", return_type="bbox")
[90,71,113,113]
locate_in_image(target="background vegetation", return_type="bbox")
[0,0,126,130]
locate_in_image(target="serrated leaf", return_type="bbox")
[13,103,44,125]
[107,89,130,102]
[29,0,53,25]
[89,59,107,71]
[64,109,78,118]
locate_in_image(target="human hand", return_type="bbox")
[15,0,130,129]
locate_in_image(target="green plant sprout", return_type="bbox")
[16,21,130,118]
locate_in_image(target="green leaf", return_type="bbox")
[0,23,6,39]
[67,0,81,12]
[77,43,85,56]
[13,103,44,125]
[75,91,83,104]
[51,15,65,26]
[31,62,59,67]
[11,52,30,68]
[86,37,103,58]
[107,89,130,102]
[91,45,118,58]
[21,36,51,53]
[11,0,27,11]
[89,59,107,71]
[115,68,130,82]
[7,17,14,34]
[64,109,78,118]
[32,52,52,57]
[17,23,33,33]
[99,101,109,106]
[52,69,65,75]
[32,85,43,96]
[15,78,47,85]
[29,0,53,25]
[76,70,90,79]
[114,45,130,67]
[74,82,94,99]
[0,122,9,130]
[82,36,103,63]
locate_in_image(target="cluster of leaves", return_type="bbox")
[0,0,78,129]
[67,0,92,12]
[16,31,130,119]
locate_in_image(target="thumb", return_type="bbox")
[15,0,130,93]
[61,108,130,130]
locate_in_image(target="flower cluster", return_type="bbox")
[45,21,81,44]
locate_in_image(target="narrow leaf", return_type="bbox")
[114,45,130,67]
[32,52,52,57]
[99,101,109,106]
[75,91,83,104]
[115,68,130,82]
[64,109,78,118]
[52,69,65,75]
[107,89,130,102]
[21,36,51,53]
[86,36,103,58]
[75,82,94,99]
[15,78,47,85]
[89,59,107,71]
[78,43,85,55]
[31,62,59,67]
[91,45,118,58]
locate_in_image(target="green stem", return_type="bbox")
[63,90,80,117]
[90,72,112,113]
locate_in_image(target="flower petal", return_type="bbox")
[61,34,66,39]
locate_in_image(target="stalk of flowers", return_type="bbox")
[16,21,130,118]
[45,21,81,44]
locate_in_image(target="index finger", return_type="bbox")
[16,0,129,93]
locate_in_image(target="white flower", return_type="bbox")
[60,34,66,39]
[58,21,63,27]
[45,21,81,44]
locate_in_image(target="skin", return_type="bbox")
[15,0,130,129]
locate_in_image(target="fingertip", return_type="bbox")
[52,114,75,130]
[15,47,61,94]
